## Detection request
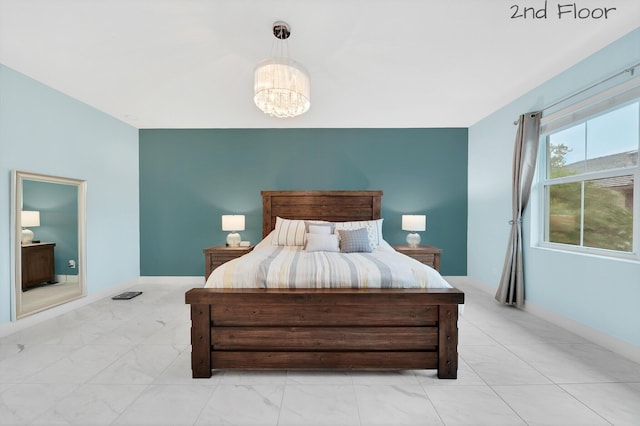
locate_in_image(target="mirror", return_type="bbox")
[11,171,87,320]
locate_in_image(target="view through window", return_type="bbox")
[542,100,639,256]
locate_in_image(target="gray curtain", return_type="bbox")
[495,112,542,306]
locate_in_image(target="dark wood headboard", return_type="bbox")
[261,190,383,238]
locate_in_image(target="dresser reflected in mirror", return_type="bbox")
[12,171,87,319]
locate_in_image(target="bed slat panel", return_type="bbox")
[270,207,374,220]
[212,351,439,370]
[271,195,374,208]
[210,304,438,326]
[270,197,375,221]
[192,289,464,306]
[212,326,437,351]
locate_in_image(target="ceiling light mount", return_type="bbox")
[253,21,310,118]
[272,21,291,40]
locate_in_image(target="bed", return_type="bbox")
[185,190,464,379]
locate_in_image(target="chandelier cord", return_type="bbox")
[269,30,290,60]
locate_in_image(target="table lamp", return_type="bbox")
[402,214,426,248]
[21,210,41,244]
[222,215,245,247]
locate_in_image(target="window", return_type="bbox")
[539,84,639,259]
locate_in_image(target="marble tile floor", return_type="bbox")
[0,277,639,425]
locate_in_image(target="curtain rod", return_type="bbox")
[513,61,640,125]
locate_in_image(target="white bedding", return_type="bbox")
[205,232,453,290]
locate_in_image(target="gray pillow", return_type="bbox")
[338,228,372,253]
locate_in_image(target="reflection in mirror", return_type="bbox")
[12,171,87,320]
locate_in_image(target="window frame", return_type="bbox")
[536,80,640,261]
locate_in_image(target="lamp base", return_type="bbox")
[226,232,241,247]
[21,228,34,245]
[406,232,421,248]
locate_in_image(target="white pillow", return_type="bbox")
[334,219,384,250]
[308,224,332,235]
[305,220,335,234]
[271,217,306,246]
[305,233,340,252]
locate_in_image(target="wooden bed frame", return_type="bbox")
[185,190,464,379]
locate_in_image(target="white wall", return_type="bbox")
[0,64,140,325]
[468,28,640,352]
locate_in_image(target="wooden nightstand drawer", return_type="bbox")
[203,245,253,279]
[409,253,436,265]
[393,245,442,272]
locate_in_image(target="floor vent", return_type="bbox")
[111,291,142,300]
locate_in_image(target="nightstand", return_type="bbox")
[393,245,442,272]
[22,242,57,290]
[203,245,253,279]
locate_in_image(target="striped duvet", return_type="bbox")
[205,236,452,290]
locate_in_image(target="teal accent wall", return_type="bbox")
[23,180,79,276]
[139,128,468,277]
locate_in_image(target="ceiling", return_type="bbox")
[1,1,639,129]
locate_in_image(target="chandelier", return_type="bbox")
[254,21,310,118]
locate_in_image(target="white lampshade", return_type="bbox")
[254,58,311,118]
[21,210,41,227]
[222,215,245,247]
[222,215,245,232]
[402,215,426,232]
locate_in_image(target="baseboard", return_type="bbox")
[0,277,138,338]
[522,300,640,364]
[464,277,640,364]
[54,274,79,284]
[457,276,497,294]
[137,276,204,286]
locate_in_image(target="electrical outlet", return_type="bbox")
[68,259,76,269]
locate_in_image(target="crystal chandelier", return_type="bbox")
[254,22,310,118]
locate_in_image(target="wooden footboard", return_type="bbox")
[185,287,464,379]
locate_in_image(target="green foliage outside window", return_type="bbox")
[547,143,633,252]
